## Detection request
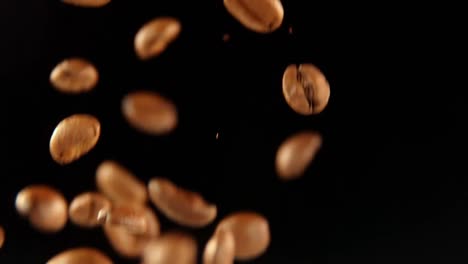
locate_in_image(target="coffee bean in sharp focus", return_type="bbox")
[0,225,4,249]
[50,58,98,94]
[142,232,197,264]
[122,91,178,136]
[15,185,68,233]
[223,0,284,33]
[134,17,181,60]
[148,178,217,228]
[69,192,111,228]
[203,228,235,264]
[282,64,331,115]
[49,114,101,165]
[61,0,111,8]
[105,204,148,235]
[216,211,270,261]
[275,130,322,180]
[96,160,147,205]
[46,247,113,264]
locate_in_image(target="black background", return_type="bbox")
[2,1,467,263]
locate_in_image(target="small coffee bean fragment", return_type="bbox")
[223,0,284,33]
[46,247,113,264]
[50,57,98,94]
[203,228,235,264]
[142,232,197,264]
[61,0,111,8]
[69,192,111,228]
[15,185,68,233]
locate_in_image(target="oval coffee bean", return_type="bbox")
[0,225,4,249]
[61,0,111,8]
[47,247,112,264]
[223,0,284,33]
[50,58,98,94]
[69,192,111,228]
[203,228,235,264]
[104,207,160,258]
[148,178,217,228]
[122,91,178,135]
[134,17,181,60]
[105,204,148,235]
[275,131,322,180]
[96,160,147,205]
[282,64,331,115]
[216,211,270,261]
[15,185,68,233]
[142,232,197,264]
[49,114,101,165]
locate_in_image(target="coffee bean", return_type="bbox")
[49,114,101,165]
[96,160,147,205]
[46,247,112,264]
[61,0,111,8]
[69,192,111,228]
[50,58,99,94]
[216,211,270,261]
[142,232,197,264]
[134,17,181,60]
[0,225,4,249]
[203,228,235,264]
[105,204,148,235]
[122,91,178,135]
[104,206,160,258]
[15,185,68,233]
[223,0,284,33]
[275,130,322,180]
[148,178,217,228]
[282,64,331,115]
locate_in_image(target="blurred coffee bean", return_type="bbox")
[46,247,112,264]
[50,58,98,94]
[223,0,284,33]
[105,204,148,235]
[142,232,197,264]
[69,192,111,228]
[0,225,4,249]
[61,0,111,8]
[203,228,235,264]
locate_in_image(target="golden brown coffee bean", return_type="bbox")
[203,228,235,264]
[275,131,322,180]
[122,91,178,135]
[216,212,270,261]
[69,192,111,228]
[142,232,197,264]
[50,58,98,94]
[49,114,101,165]
[0,225,4,249]
[148,178,217,228]
[223,0,284,33]
[282,64,331,115]
[106,204,148,234]
[104,207,160,258]
[47,247,112,264]
[96,160,147,205]
[15,185,68,233]
[134,17,181,60]
[61,0,111,8]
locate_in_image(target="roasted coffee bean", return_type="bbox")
[49,114,101,165]
[105,204,148,235]
[69,192,111,228]
[61,0,111,8]
[203,228,235,264]
[223,0,284,33]
[142,232,197,264]
[104,206,160,258]
[96,160,147,205]
[15,185,68,233]
[148,178,217,228]
[0,225,4,249]
[216,211,270,260]
[134,17,181,60]
[122,91,178,135]
[50,58,98,94]
[47,247,112,264]
[275,131,322,180]
[282,64,331,115]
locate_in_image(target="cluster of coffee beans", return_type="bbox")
[10,0,331,263]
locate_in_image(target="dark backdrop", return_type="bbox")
[3,1,466,263]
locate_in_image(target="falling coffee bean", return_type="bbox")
[216,211,270,261]
[275,130,322,180]
[15,185,68,233]
[105,204,148,235]
[203,228,235,264]
[282,63,331,115]
[223,0,284,33]
[122,91,178,135]
[46,247,113,264]
[142,232,197,264]
[0,225,4,249]
[61,0,111,8]
[49,114,101,165]
[96,160,147,205]
[134,17,181,60]
[148,178,217,228]
[50,57,99,94]
[69,192,111,228]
